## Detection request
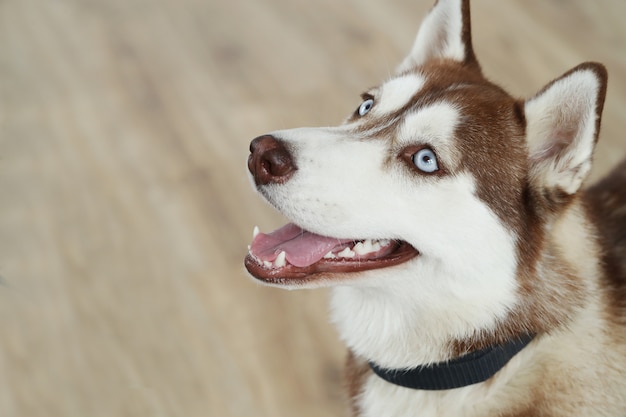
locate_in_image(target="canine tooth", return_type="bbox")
[323,251,336,259]
[253,226,260,239]
[263,261,272,269]
[274,251,286,268]
[337,247,356,258]
[379,239,390,247]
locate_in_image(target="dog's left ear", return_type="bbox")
[397,0,477,72]
[525,63,608,197]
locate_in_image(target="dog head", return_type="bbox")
[245,0,607,364]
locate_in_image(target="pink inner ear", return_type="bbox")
[531,125,579,163]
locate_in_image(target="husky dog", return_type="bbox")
[244,0,626,415]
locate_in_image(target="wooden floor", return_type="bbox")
[1,0,625,416]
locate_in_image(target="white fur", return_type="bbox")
[397,102,462,168]
[329,172,518,369]
[398,102,459,146]
[397,0,466,72]
[371,74,426,116]
[265,102,461,242]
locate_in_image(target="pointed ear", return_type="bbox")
[525,63,608,197]
[397,0,477,73]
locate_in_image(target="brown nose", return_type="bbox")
[248,135,296,186]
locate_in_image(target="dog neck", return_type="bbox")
[329,271,521,369]
[368,333,535,390]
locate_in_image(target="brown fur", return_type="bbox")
[586,159,626,326]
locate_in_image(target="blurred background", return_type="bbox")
[1,0,625,416]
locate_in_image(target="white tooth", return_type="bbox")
[253,226,260,239]
[263,261,272,269]
[337,247,355,258]
[372,241,381,252]
[380,239,390,247]
[353,240,374,255]
[323,251,336,259]
[274,251,286,268]
[247,245,251,251]
[353,242,366,255]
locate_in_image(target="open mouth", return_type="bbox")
[245,223,419,284]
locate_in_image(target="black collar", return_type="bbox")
[369,334,535,390]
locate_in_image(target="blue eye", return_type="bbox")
[358,99,374,116]
[412,148,439,173]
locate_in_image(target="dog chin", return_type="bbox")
[244,223,420,288]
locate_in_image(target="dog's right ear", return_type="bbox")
[397,0,477,73]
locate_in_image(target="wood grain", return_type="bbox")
[1,0,624,416]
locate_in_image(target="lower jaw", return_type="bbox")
[244,241,419,285]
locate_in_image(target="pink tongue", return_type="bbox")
[250,223,352,268]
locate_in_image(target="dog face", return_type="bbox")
[247,63,526,292]
[245,0,607,365]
